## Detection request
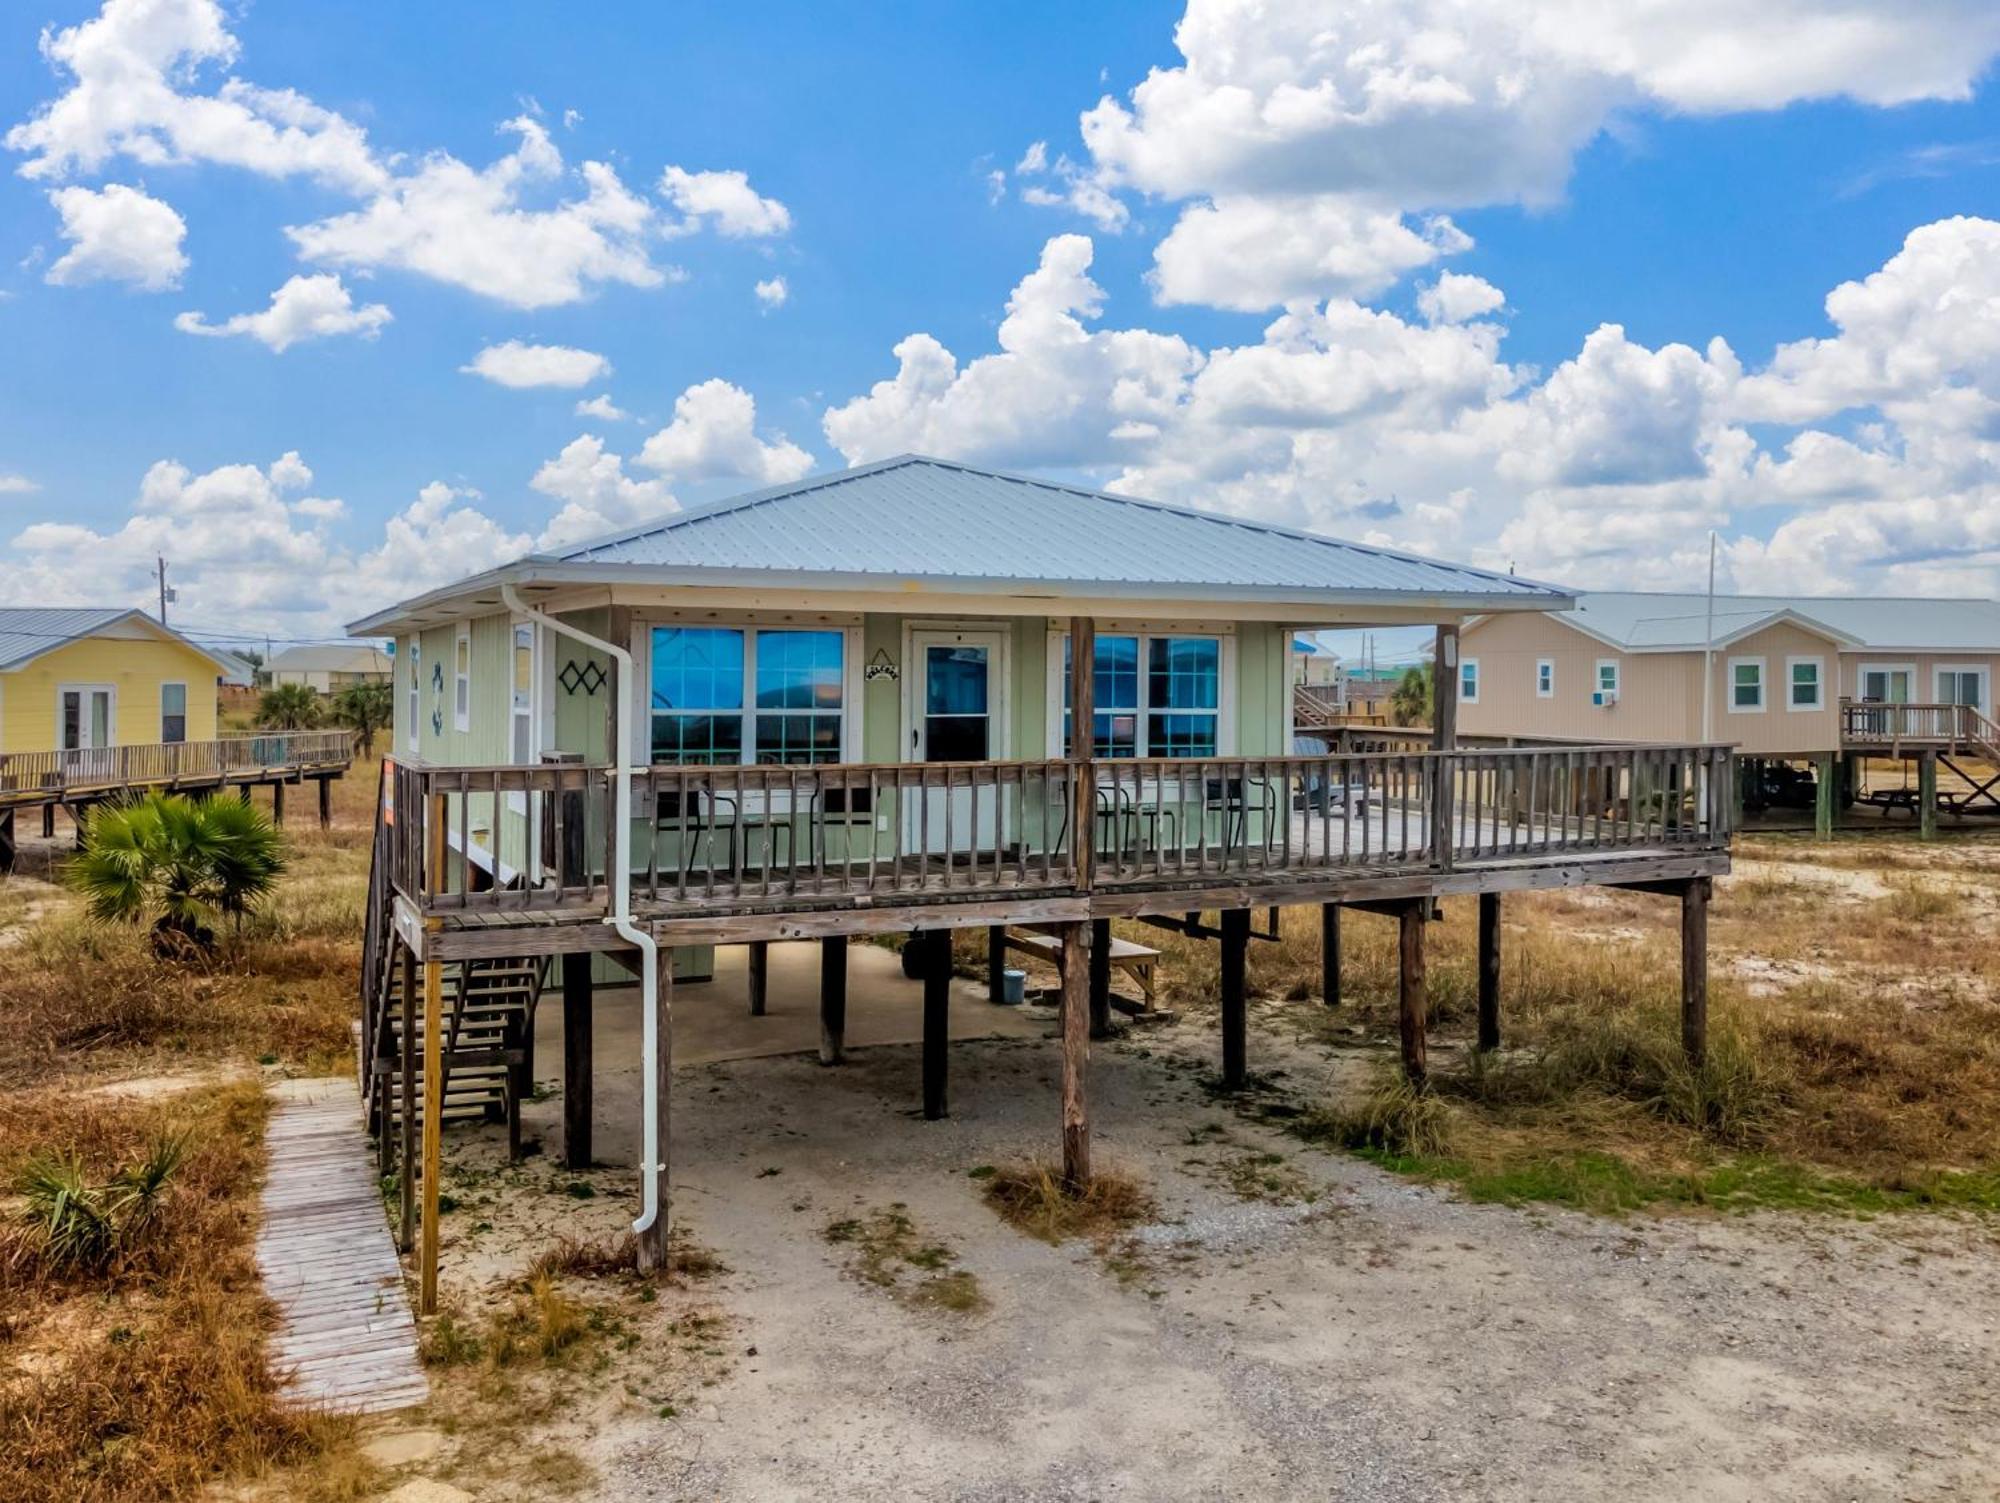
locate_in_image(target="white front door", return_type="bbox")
[905,629,1008,855]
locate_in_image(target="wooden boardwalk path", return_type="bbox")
[256,1077,428,1415]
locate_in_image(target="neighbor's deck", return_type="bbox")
[0,728,353,812]
[380,743,1733,959]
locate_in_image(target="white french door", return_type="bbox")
[1859,665,1913,704]
[58,684,116,780]
[904,628,1008,855]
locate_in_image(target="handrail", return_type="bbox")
[0,728,354,805]
[1839,698,1994,747]
[382,742,1731,918]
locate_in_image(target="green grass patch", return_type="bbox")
[1344,1145,2000,1216]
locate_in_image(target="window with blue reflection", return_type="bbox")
[651,627,744,765]
[1148,637,1219,710]
[1062,634,1140,756]
[756,629,844,762]
[651,626,845,765]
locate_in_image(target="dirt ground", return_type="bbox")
[395,947,2000,1503]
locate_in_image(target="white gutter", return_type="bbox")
[500,585,664,1250]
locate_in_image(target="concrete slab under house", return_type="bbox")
[345,454,1733,1301]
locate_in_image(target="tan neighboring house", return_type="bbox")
[268,643,394,694]
[1459,592,2000,829]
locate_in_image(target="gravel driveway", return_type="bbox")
[552,1000,2000,1502]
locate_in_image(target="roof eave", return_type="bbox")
[349,558,1572,634]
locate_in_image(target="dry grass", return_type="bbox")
[0,763,379,1088]
[0,1080,349,1502]
[1133,834,2000,1209]
[979,1160,1158,1245]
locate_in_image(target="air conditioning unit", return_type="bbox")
[1592,690,1618,707]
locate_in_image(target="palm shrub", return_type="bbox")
[1389,663,1433,727]
[257,682,322,729]
[67,793,286,955]
[9,1132,187,1277]
[331,679,392,756]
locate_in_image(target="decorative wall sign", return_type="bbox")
[559,659,607,697]
[864,647,900,683]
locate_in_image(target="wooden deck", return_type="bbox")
[257,1077,428,1416]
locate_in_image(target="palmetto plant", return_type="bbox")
[257,682,323,730]
[1389,663,1433,728]
[67,793,286,954]
[331,679,392,757]
[10,1132,187,1276]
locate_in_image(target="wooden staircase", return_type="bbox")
[359,768,546,1167]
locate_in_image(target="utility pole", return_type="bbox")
[155,556,173,625]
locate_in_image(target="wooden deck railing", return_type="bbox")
[382,742,1731,918]
[1840,699,2000,751]
[0,728,355,806]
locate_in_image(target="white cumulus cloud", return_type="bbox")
[1063,0,2000,311]
[754,275,788,310]
[175,273,391,352]
[574,394,630,422]
[45,183,188,290]
[658,166,792,239]
[461,340,610,389]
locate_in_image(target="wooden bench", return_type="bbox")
[1003,925,1160,1008]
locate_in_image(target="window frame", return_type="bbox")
[1535,658,1554,699]
[1785,655,1825,713]
[510,621,537,765]
[159,680,188,744]
[1727,655,1766,713]
[1933,663,1989,719]
[406,637,421,754]
[452,622,472,734]
[1595,659,1620,702]
[1050,628,1233,759]
[1458,656,1480,706]
[640,622,860,767]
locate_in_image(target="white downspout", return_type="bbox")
[501,585,663,1248]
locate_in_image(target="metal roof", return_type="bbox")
[0,607,140,672]
[548,456,1566,599]
[269,643,393,674]
[1555,593,2000,652]
[0,606,236,675]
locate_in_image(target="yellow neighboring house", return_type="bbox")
[0,607,228,754]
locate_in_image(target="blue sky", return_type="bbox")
[2,1,1999,647]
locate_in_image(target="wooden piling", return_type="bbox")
[1814,753,1836,840]
[1477,891,1501,1052]
[398,939,417,1254]
[1089,917,1112,1038]
[635,947,673,1275]
[819,935,847,1065]
[0,809,14,876]
[1320,902,1341,1008]
[273,780,285,825]
[1398,899,1428,1088]
[318,775,332,829]
[746,940,769,1016]
[1057,917,1091,1193]
[922,929,949,1120]
[987,924,1007,1003]
[562,953,593,1170]
[1919,751,1938,841]
[419,939,443,1316]
[1681,876,1710,1068]
[1220,907,1249,1090]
